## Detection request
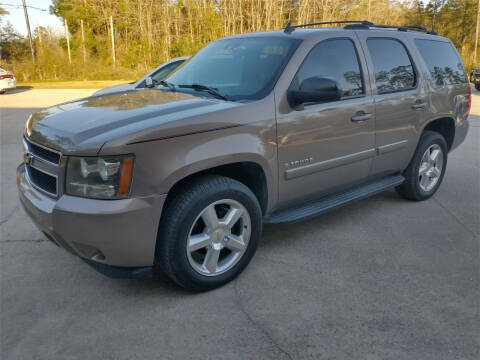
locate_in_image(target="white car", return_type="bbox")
[93,56,188,96]
[0,68,17,94]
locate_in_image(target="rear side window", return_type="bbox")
[414,39,467,86]
[367,38,416,94]
[292,38,364,98]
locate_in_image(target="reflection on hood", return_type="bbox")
[23,88,240,155]
[84,90,195,111]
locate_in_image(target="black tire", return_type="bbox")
[0,90,5,95]
[396,131,448,201]
[475,84,480,91]
[154,175,262,291]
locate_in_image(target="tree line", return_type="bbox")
[0,0,478,82]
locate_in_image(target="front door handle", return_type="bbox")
[411,101,427,110]
[351,112,372,123]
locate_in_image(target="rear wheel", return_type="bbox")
[0,90,5,95]
[154,176,262,291]
[475,83,480,91]
[396,131,447,201]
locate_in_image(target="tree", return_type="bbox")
[2,0,479,81]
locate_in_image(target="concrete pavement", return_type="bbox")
[1,89,479,360]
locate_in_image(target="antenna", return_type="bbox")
[284,22,294,34]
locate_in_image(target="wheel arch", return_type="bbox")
[162,159,271,216]
[421,116,455,151]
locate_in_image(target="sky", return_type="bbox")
[1,0,63,35]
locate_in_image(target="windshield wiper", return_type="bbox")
[158,80,176,91]
[178,84,229,101]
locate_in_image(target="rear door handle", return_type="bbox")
[411,101,427,110]
[351,112,372,122]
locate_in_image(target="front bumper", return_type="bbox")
[17,163,166,269]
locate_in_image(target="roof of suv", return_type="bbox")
[224,23,447,42]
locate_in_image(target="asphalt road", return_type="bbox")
[1,89,479,360]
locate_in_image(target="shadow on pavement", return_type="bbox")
[3,86,33,95]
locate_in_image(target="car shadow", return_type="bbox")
[104,190,405,294]
[4,86,33,94]
[261,189,404,249]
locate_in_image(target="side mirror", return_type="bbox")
[145,76,154,88]
[288,76,343,109]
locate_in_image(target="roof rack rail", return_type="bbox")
[283,20,437,35]
[343,23,437,35]
[284,20,372,34]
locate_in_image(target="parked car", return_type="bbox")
[0,68,17,94]
[470,68,480,82]
[470,67,480,90]
[93,56,188,96]
[18,21,470,291]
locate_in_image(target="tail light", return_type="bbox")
[467,84,472,115]
[0,74,13,80]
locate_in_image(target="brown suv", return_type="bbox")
[17,21,470,291]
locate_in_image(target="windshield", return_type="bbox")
[165,37,299,101]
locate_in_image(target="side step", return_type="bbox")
[263,175,405,225]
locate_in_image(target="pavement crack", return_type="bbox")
[432,197,478,237]
[0,239,46,243]
[233,279,294,360]
[0,204,19,227]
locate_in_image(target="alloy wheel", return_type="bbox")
[186,199,251,276]
[418,144,443,192]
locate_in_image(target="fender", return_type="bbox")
[117,122,279,213]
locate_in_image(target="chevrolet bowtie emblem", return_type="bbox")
[24,153,33,165]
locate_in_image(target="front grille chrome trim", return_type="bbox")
[23,137,62,197]
[23,137,61,165]
[25,165,59,197]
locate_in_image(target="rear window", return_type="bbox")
[414,39,467,86]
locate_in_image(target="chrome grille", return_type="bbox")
[23,137,61,197]
[28,141,60,163]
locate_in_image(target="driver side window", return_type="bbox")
[292,38,365,99]
[151,61,183,83]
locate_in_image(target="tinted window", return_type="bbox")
[367,39,416,94]
[167,37,299,100]
[292,39,364,98]
[414,39,467,86]
[151,61,184,82]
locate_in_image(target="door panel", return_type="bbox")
[276,36,375,207]
[355,33,429,176]
[369,90,424,174]
[277,97,375,205]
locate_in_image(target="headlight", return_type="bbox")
[66,155,134,199]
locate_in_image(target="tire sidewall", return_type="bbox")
[166,182,262,290]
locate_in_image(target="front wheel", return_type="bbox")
[154,176,262,291]
[396,131,448,201]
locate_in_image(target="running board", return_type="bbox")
[263,175,405,225]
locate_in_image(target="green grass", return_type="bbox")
[17,80,135,89]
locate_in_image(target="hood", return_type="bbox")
[25,89,242,155]
[93,83,137,96]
